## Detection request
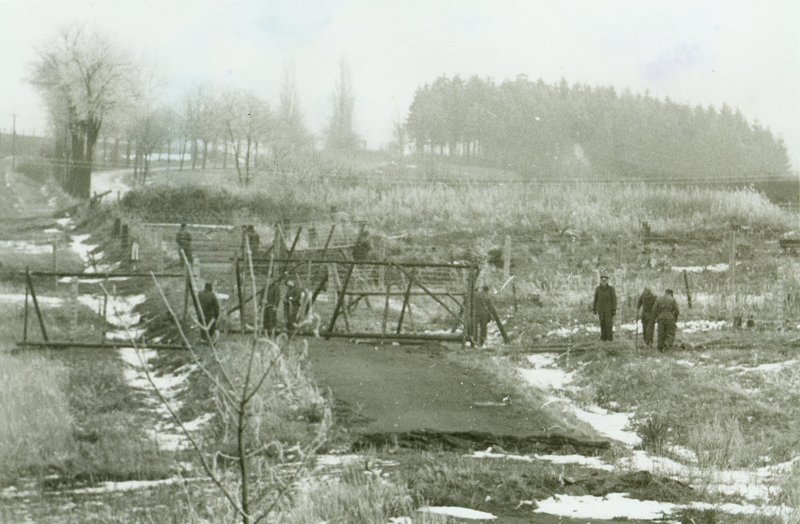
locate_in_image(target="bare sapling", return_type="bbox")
[101,245,331,524]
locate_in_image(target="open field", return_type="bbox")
[3,158,800,522]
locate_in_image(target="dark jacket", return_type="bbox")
[653,294,679,322]
[475,290,497,323]
[198,289,219,321]
[176,229,192,251]
[637,290,657,320]
[265,281,281,308]
[593,283,617,315]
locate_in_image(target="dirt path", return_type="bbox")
[307,340,570,440]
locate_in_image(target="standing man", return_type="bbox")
[637,287,657,347]
[198,282,220,341]
[653,289,680,352]
[263,279,281,336]
[592,272,617,341]
[283,279,302,333]
[475,284,498,347]
[176,223,193,265]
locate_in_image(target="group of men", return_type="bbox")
[592,273,680,351]
[195,277,309,342]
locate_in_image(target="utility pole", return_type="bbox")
[11,113,17,171]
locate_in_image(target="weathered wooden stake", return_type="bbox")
[396,270,415,334]
[23,276,29,343]
[26,269,49,342]
[325,262,355,338]
[503,235,511,279]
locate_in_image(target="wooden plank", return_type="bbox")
[392,264,463,325]
[26,269,49,342]
[396,270,415,334]
[16,341,186,350]
[325,262,355,339]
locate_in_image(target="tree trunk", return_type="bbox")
[179,138,187,171]
[202,140,208,169]
[166,141,172,172]
[191,139,198,170]
[223,140,228,169]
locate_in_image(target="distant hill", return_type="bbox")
[406,75,791,181]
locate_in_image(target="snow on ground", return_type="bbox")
[516,353,798,513]
[726,360,800,374]
[119,346,207,452]
[547,319,728,338]
[68,233,97,262]
[418,506,497,520]
[0,293,64,306]
[0,240,53,255]
[77,294,146,327]
[70,477,186,495]
[532,492,796,522]
[469,448,615,472]
[672,263,729,273]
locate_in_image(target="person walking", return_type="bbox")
[592,272,617,341]
[475,284,498,347]
[637,287,657,347]
[263,279,281,336]
[283,279,302,333]
[198,282,220,341]
[653,288,680,352]
[176,223,193,265]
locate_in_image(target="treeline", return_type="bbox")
[406,75,791,180]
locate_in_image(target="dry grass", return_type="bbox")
[0,352,75,482]
[138,161,792,238]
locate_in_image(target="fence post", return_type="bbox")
[70,277,79,341]
[52,242,58,290]
[503,235,511,280]
[23,273,29,343]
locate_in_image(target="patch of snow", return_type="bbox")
[571,405,641,447]
[622,450,791,501]
[418,506,496,520]
[0,240,53,255]
[43,228,62,234]
[679,319,727,333]
[71,477,185,494]
[105,328,146,341]
[727,360,800,374]
[77,294,145,327]
[672,263,729,273]
[0,293,64,306]
[520,354,574,390]
[55,217,74,229]
[534,492,673,520]
[534,492,796,522]
[469,448,615,472]
[69,234,97,262]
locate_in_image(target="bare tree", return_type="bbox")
[115,246,331,524]
[325,59,359,151]
[31,25,136,198]
[222,89,271,187]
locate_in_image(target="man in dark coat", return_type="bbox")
[263,279,281,336]
[176,223,193,265]
[592,273,617,341]
[637,287,657,347]
[475,284,498,347]
[653,289,680,352]
[198,282,220,341]
[283,279,302,333]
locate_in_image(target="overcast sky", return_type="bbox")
[1,0,798,167]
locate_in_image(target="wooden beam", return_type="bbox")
[25,268,49,342]
[16,341,186,351]
[247,258,478,270]
[325,262,355,339]
[392,264,464,325]
[396,270,415,334]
